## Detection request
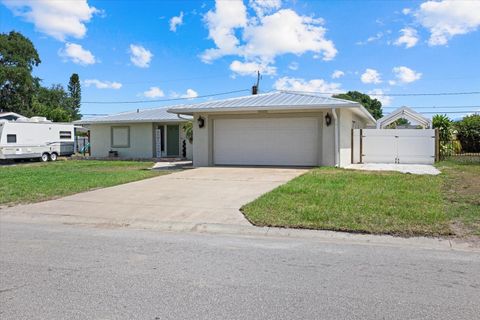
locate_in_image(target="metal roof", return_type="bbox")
[167,91,360,114]
[75,106,187,124]
[75,91,376,125]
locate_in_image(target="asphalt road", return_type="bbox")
[1,222,479,320]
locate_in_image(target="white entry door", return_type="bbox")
[213,117,319,166]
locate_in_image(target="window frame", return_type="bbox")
[59,131,72,139]
[111,126,130,148]
[6,134,17,143]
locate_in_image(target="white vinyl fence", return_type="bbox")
[352,129,438,164]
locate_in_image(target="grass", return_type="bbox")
[242,160,480,237]
[0,160,167,206]
[436,159,480,237]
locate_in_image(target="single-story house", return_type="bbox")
[75,107,192,159]
[167,91,376,167]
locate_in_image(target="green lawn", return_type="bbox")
[242,160,480,237]
[0,160,167,206]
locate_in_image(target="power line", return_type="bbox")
[417,111,479,114]
[82,89,250,104]
[286,90,480,96]
[119,73,232,85]
[82,89,480,104]
[383,105,480,109]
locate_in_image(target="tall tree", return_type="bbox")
[0,31,41,115]
[34,84,73,121]
[68,73,81,120]
[333,91,383,120]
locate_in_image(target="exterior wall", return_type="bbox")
[321,112,335,166]
[338,109,369,167]
[192,114,212,166]
[90,123,153,158]
[193,111,326,167]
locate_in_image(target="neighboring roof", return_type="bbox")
[376,106,431,129]
[75,107,188,124]
[0,112,25,120]
[167,91,376,124]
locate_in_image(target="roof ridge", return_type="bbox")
[167,91,280,109]
[279,90,357,104]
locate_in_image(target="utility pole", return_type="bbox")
[252,70,261,95]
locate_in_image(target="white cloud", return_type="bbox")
[59,43,96,65]
[182,89,198,98]
[273,76,342,94]
[288,61,299,71]
[356,32,385,45]
[414,0,480,46]
[201,1,337,73]
[129,44,153,68]
[391,66,422,84]
[394,27,419,48]
[402,8,411,15]
[143,87,164,98]
[368,89,392,106]
[84,79,122,89]
[201,0,247,63]
[242,9,337,62]
[360,68,382,84]
[169,11,184,32]
[3,0,99,41]
[230,60,277,76]
[331,70,345,79]
[249,0,282,17]
[171,89,199,99]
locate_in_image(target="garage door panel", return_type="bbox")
[214,118,319,166]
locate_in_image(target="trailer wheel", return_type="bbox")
[41,153,50,162]
[49,153,58,161]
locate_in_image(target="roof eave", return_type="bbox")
[167,103,361,115]
[75,118,187,125]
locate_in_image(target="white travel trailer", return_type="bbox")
[0,117,75,162]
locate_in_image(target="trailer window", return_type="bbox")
[60,131,72,139]
[7,134,17,143]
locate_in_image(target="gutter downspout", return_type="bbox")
[176,114,192,121]
[332,108,339,167]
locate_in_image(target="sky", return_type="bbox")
[1,0,479,119]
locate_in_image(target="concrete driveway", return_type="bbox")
[1,167,307,226]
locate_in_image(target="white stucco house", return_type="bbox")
[76,91,376,166]
[75,107,193,160]
[168,91,376,167]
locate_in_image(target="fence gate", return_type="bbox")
[353,129,437,164]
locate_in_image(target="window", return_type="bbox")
[60,131,72,139]
[111,126,130,148]
[7,134,16,143]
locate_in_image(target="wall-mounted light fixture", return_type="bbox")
[197,116,205,128]
[325,113,332,126]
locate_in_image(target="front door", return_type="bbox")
[166,125,179,156]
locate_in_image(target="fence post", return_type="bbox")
[359,129,363,164]
[435,128,440,162]
[351,129,354,164]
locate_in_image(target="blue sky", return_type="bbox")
[1,0,479,119]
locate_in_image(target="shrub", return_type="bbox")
[455,114,480,153]
[432,114,452,143]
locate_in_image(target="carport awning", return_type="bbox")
[376,106,431,129]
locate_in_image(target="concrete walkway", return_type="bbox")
[0,167,307,226]
[345,163,441,175]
